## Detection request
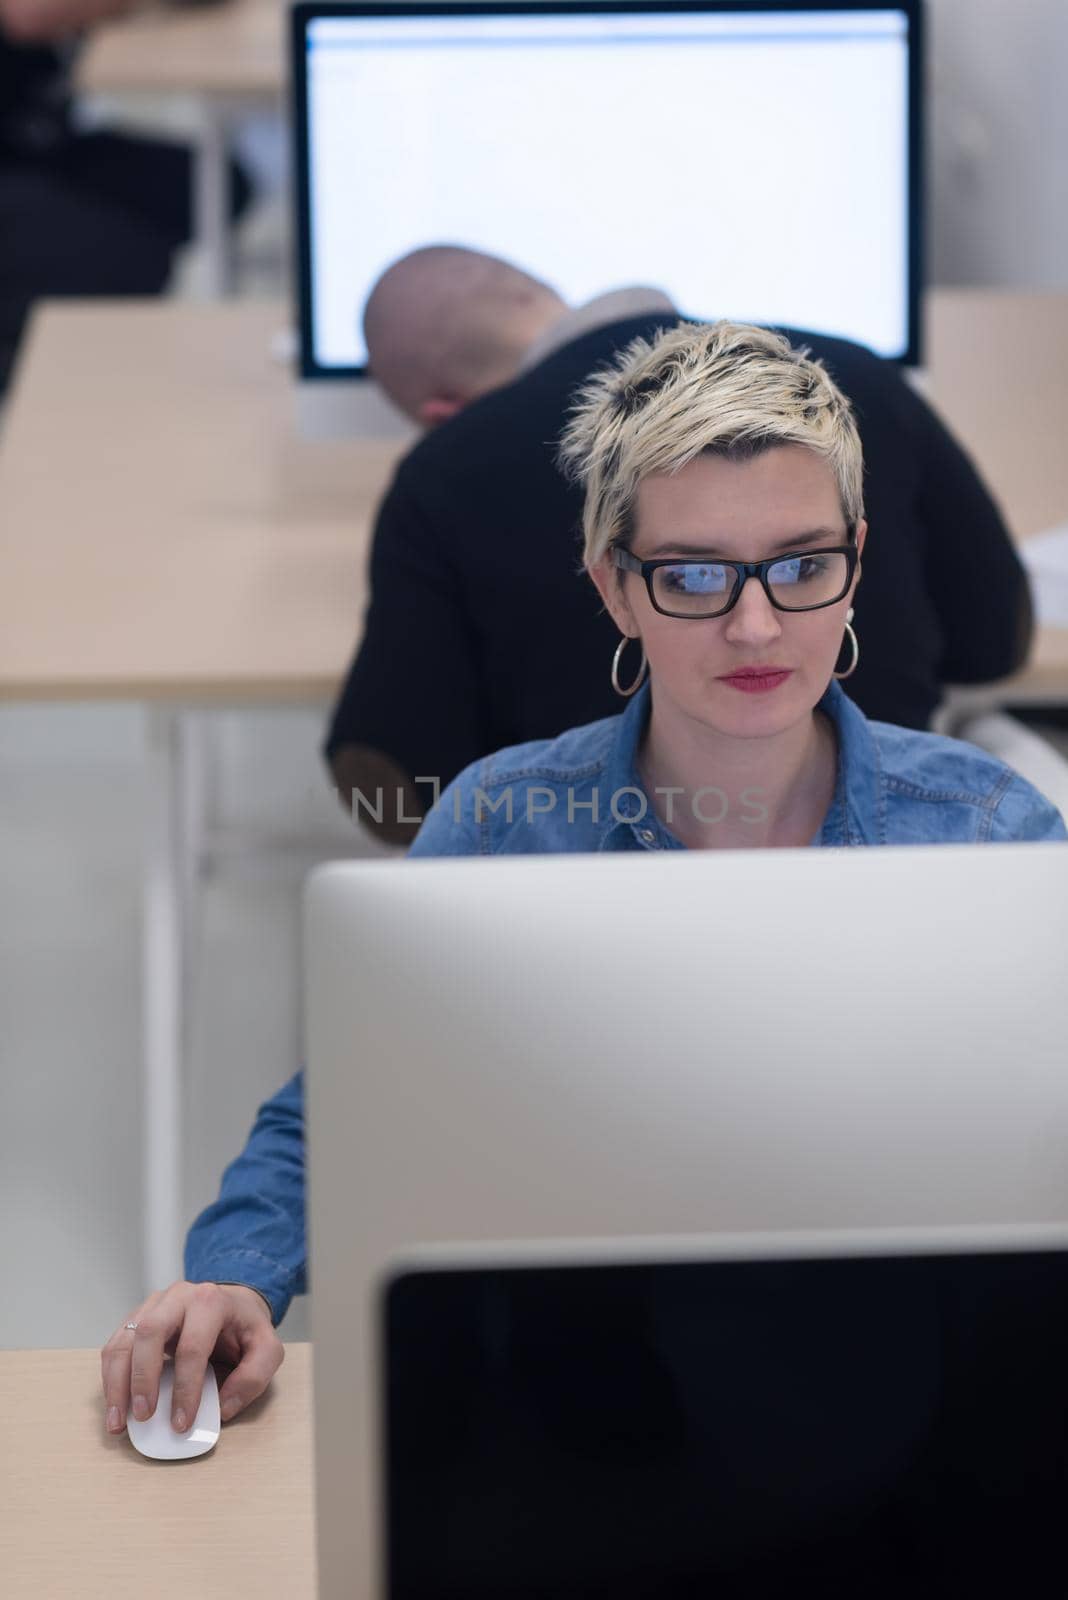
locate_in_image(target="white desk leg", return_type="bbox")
[177,712,208,1024]
[143,708,185,1290]
[193,99,233,298]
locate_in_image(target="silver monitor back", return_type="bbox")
[304,843,1068,1598]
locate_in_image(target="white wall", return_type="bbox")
[928,0,1068,286]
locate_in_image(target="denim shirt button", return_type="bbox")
[638,828,657,846]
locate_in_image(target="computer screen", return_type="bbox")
[292,2,922,379]
[385,1246,1068,1596]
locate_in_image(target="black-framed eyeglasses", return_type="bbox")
[613,540,858,620]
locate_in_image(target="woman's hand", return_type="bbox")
[100,1280,284,1436]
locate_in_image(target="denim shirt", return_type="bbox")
[185,682,1065,1319]
[409,679,1067,854]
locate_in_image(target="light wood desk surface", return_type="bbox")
[0,290,1066,706]
[79,0,283,99]
[0,1343,315,1599]
[923,289,1068,546]
[924,288,1068,707]
[0,300,406,702]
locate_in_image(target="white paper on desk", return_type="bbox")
[1021,522,1068,626]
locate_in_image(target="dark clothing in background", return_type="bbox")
[0,32,248,395]
[327,315,1031,817]
[0,37,67,149]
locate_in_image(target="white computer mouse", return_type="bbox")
[126,1358,221,1460]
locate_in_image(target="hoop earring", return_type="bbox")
[833,606,859,681]
[611,634,648,697]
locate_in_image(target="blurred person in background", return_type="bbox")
[0,0,248,395]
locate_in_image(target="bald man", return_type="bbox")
[362,245,567,427]
[327,245,1031,844]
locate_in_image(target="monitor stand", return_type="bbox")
[296,378,416,442]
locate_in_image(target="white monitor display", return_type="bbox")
[293,3,921,377]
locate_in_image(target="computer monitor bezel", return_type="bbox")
[290,0,925,381]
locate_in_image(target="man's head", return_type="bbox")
[363,245,567,427]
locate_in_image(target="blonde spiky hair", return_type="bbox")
[558,320,865,568]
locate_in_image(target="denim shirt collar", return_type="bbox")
[597,677,882,851]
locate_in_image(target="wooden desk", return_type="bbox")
[925,288,1068,546]
[0,301,406,701]
[0,1344,315,1599]
[924,289,1068,710]
[78,0,285,294]
[79,0,283,98]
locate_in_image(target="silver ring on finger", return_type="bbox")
[124,1321,139,1331]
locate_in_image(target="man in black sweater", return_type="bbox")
[327,247,1031,843]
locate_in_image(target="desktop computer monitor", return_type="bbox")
[291,1,923,432]
[304,842,1068,1597]
[384,1229,1068,1596]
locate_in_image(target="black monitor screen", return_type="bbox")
[384,1249,1068,1597]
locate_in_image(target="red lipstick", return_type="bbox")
[718,667,794,694]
